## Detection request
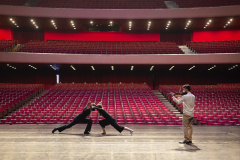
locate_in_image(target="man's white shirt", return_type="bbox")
[172,92,195,117]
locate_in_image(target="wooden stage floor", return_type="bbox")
[0,125,239,160]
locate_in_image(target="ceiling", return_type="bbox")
[0,15,240,33]
[0,63,239,72]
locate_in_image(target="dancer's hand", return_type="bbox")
[87,101,91,106]
[97,101,102,105]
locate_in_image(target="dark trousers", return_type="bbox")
[99,119,124,133]
[56,118,93,133]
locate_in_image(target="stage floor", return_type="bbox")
[0,125,239,160]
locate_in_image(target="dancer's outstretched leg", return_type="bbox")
[123,127,134,136]
[52,119,77,134]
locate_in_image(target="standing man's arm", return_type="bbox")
[171,93,184,104]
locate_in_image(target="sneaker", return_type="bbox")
[179,140,188,144]
[130,130,134,136]
[84,132,90,135]
[186,141,192,145]
[101,132,106,135]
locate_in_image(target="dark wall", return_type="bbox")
[160,32,192,45]
[154,70,240,88]
[0,69,239,89]
[13,30,44,43]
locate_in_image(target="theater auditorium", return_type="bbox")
[0,0,240,160]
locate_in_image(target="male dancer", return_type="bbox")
[94,102,134,135]
[171,84,195,145]
[52,101,93,134]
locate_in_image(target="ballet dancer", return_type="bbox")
[93,102,134,136]
[52,101,94,135]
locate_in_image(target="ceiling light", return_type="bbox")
[91,66,95,71]
[111,66,114,70]
[169,66,174,71]
[70,65,76,71]
[28,65,37,70]
[9,18,19,28]
[188,65,195,70]
[131,66,134,71]
[228,65,238,70]
[7,64,16,69]
[50,65,56,70]
[128,21,133,31]
[208,65,216,71]
[150,66,154,71]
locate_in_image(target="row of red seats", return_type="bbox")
[1,0,238,9]
[0,40,17,52]
[159,84,240,126]
[174,0,240,8]
[0,84,44,118]
[35,0,167,9]
[0,0,27,6]
[187,40,240,54]
[17,41,184,54]
[0,83,182,125]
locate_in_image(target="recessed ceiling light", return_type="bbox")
[70,65,76,71]
[111,66,114,70]
[7,64,16,69]
[169,66,174,71]
[131,66,134,71]
[208,65,216,71]
[188,65,195,70]
[91,66,95,71]
[150,66,154,71]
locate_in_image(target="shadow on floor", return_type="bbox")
[58,132,127,137]
[174,143,201,152]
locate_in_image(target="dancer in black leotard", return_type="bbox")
[93,102,134,135]
[52,101,93,134]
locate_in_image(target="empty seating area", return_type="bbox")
[0,84,44,119]
[159,84,240,126]
[35,0,167,9]
[0,0,27,6]
[187,41,240,54]
[17,41,184,54]
[1,0,239,8]
[0,83,181,125]
[174,0,240,8]
[0,40,17,52]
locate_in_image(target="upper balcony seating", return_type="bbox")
[187,41,240,54]
[0,40,17,52]
[17,41,184,54]
[1,0,239,8]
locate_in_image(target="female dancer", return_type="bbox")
[52,101,93,134]
[94,102,134,135]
